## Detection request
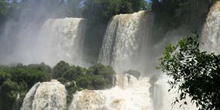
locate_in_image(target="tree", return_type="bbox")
[152,0,183,27]
[0,63,51,110]
[151,0,211,29]
[82,0,120,22]
[76,74,94,89]
[92,75,108,89]
[82,0,146,22]
[158,32,220,110]
[0,68,11,85]
[52,61,70,78]
[28,63,52,74]
[1,79,28,110]
[62,66,85,81]
[0,0,9,21]
[65,0,84,17]
[87,64,116,87]
[0,61,117,109]
[130,0,146,12]
[0,0,10,34]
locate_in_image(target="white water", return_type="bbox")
[70,11,197,110]
[69,74,152,110]
[0,17,87,67]
[201,1,220,53]
[21,80,67,110]
[37,18,87,66]
[21,3,220,109]
[98,11,154,73]
[68,74,197,110]
[151,75,197,110]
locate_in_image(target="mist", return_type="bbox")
[0,0,218,110]
[0,0,83,66]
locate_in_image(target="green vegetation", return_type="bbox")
[0,61,116,110]
[0,0,9,21]
[82,0,147,64]
[0,0,11,33]
[82,0,146,22]
[63,0,84,17]
[1,0,220,109]
[53,61,70,78]
[0,0,147,66]
[152,0,211,29]
[54,62,116,104]
[158,32,220,110]
[151,0,213,42]
[0,63,51,110]
[0,0,147,23]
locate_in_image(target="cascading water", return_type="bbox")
[20,2,220,109]
[21,80,67,110]
[98,11,154,73]
[0,0,69,66]
[69,74,152,110]
[201,1,220,53]
[0,17,87,67]
[70,11,198,110]
[68,11,154,110]
[37,18,87,66]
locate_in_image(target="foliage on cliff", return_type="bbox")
[0,63,51,110]
[82,0,146,22]
[54,62,116,104]
[152,0,211,29]
[151,0,213,43]
[158,32,220,110]
[0,0,9,22]
[0,61,116,110]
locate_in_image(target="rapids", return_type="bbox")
[69,11,197,110]
[21,80,67,110]
[69,74,152,110]
[22,1,220,110]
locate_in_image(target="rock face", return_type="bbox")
[98,11,154,73]
[21,80,67,110]
[201,1,220,53]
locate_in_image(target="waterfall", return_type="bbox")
[150,74,197,110]
[0,17,87,67]
[68,74,153,110]
[201,1,220,53]
[21,80,67,110]
[75,11,154,109]
[20,4,220,109]
[98,11,154,73]
[68,11,156,110]
[37,18,87,66]
[69,11,198,110]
